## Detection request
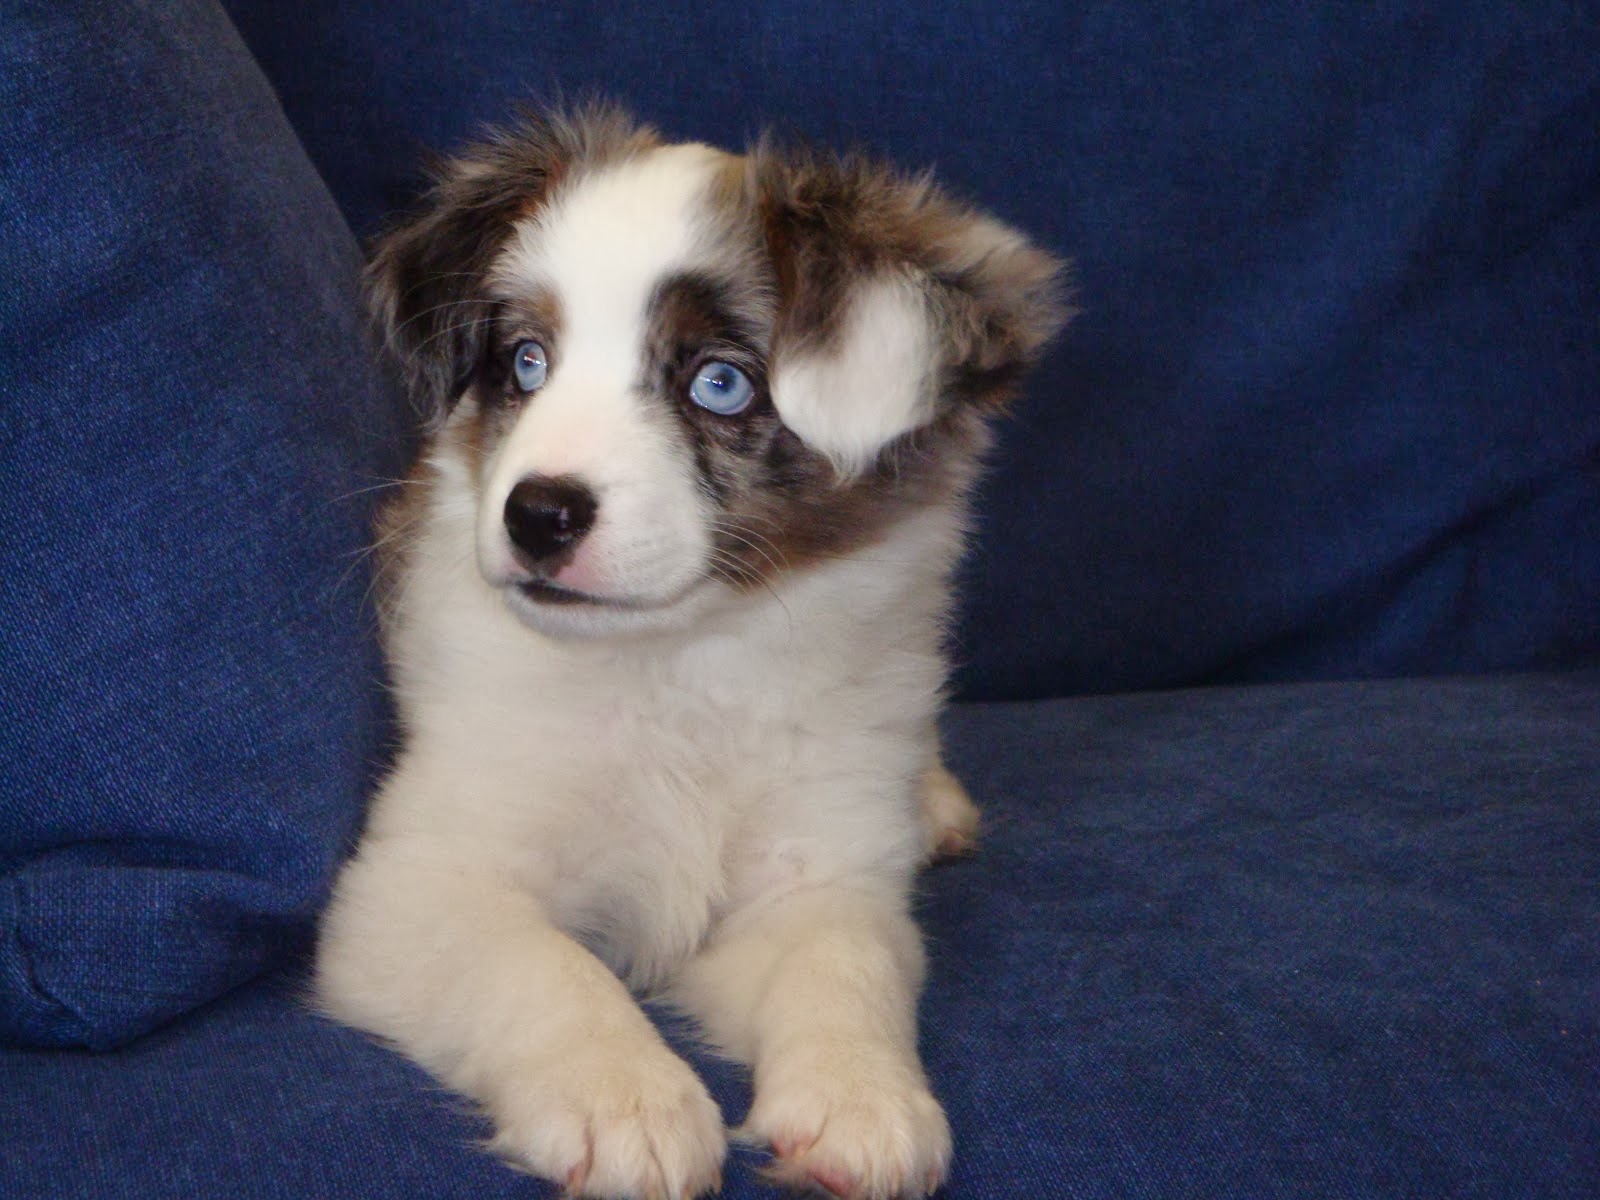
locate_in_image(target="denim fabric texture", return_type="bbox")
[2,676,1596,1198]
[222,0,1600,699]
[0,1,405,1049]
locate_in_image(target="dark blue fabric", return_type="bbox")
[2,675,1596,1197]
[222,0,1600,699]
[0,1,405,1049]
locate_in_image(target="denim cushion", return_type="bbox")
[223,0,1600,698]
[0,1,404,1049]
[2,675,1595,1197]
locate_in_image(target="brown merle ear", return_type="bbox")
[365,106,659,422]
[924,208,1075,410]
[748,140,1073,422]
[365,135,555,423]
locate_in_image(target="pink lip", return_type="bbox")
[553,556,602,592]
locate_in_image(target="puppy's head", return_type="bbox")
[370,107,1069,638]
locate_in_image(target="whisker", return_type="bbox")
[706,547,793,631]
[720,510,784,533]
[332,506,425,605]
[386,296,483,346]
[710,521,789,580]
[412,312,493,359]
[328,476,425,506]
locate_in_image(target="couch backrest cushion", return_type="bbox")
[225,0,1600,698]
[0,2,405,1049]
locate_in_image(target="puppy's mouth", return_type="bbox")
[499,565,722,637]
[516,579,598,607]
[513,578,675,612]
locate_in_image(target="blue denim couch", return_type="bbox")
[2,3,1597,1197]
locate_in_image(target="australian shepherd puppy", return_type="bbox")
[316,107,1066,1200]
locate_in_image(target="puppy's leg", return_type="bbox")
[920,759,980,861]
[673,888,950,1199]
[316,840,725,1200]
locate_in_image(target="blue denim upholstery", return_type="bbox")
[1,0,1597,1196]
[0,1,405,1048]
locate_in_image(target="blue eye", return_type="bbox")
[512,340,548,392]
[688,361,754,415]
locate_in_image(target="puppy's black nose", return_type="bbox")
[503,477,597,566]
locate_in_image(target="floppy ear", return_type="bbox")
[926,210,1074,408]
[364,126,568,422]
[367,107,666,421]
[365,190,504,423]
[752,145,1072,474]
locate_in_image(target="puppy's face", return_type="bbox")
[371,110,1067,638]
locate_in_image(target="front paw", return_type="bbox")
[488,1038,726,1200]
[741,1044,952,1199]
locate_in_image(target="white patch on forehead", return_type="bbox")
[771,274,936,476]
[473,144,728,625]
[494,142,726,381]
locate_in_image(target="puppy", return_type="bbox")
[316,107,1066,1200]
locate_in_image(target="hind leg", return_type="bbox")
[919,759,980,861]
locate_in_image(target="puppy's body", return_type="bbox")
[317,110,1064,1200]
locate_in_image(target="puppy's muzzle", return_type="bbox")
[504,476,597,571]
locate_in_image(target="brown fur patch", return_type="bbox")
[742,140,1072,410]
[495,288,566,360]
[365,104,660,421]
[713,407,994,588]
[639,267,996,587]
[370,456,436,638]
[681,139,1070,587]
